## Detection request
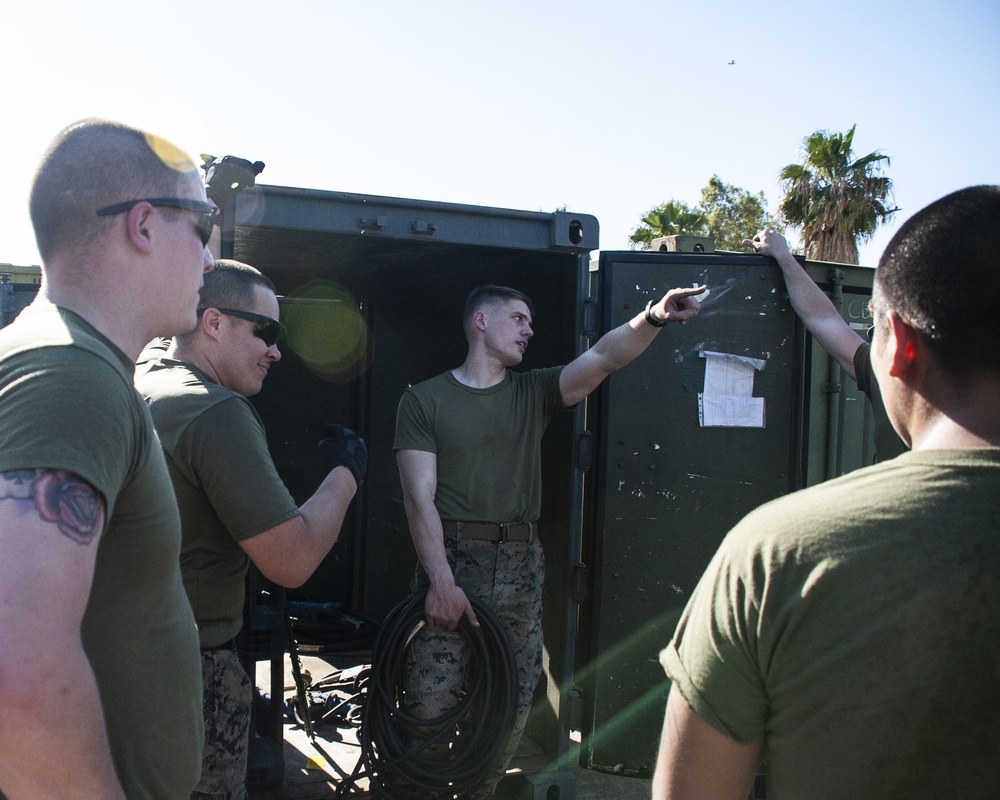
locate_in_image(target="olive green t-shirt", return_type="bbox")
[662,448,1000,798]
[0,305,203,799]
[394,367,566,522]
[853,341,908,461]
[136,356,300,647]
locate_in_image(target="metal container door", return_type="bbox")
[579,250,804,775]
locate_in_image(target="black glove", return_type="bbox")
[318,424,368,488]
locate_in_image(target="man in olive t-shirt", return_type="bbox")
[136,260,366,799]
[656,188,1000,799]
[743,230,907,463]
[395,282,706,797]
[0,119,212,799]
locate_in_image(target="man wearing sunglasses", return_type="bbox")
[742,229,906,463]
[135,260,366,800]
[0,119,214,799]
[97,196,220,249]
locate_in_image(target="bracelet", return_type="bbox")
[644,300,668,327]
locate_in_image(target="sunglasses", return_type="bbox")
[212,308,284,347]
[96,197,219,246]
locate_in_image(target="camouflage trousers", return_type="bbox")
[190,647,252,800]
[405,535,544,799]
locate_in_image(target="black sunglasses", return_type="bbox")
[96,197,219,246]
[211,308,284,347]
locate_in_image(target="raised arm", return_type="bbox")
[239,467,358,587]
[241,427,365,588]
[0,469,127,800]
[559,285,706,407]
[743,230,864,380]
[652,684,761,800]
[395,448,478,630]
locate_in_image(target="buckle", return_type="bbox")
[498,523,509,544]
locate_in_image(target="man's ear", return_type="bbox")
[200,308,224,340]
[474,310,487,332]
[885,311,925,379]
[126,203,155,254]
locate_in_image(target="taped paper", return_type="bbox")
[698,351,767,428]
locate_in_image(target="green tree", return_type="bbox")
[779,125,897,264]
[629,200,709,249]
[700,175,782,251]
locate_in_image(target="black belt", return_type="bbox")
[201,638,236,652]
[442,520,536,543]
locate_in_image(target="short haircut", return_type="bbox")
[29,118,199,263]
[463,285,534,332]
[197,259,276,312]
[874,185,1000,378]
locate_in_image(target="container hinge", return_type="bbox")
[820,381,842,394]
[582,298,598,339]
[359,215,388,231]
[577,430,593,472]
[411,220,437,236]
[571,562,589,603]
[567,687,584,731]
[0,276,14,327]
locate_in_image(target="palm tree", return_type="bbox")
[779,125,897,264]
[629,200,709,249]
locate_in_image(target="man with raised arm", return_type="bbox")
[395,282,705,797]
[655,187,1000,800]
[744,229,906,461]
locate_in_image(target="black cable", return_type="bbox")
[337,589,518,799]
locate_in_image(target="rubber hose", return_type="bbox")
[338,589,518,799]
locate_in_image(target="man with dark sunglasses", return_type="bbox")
[97,196,220,247]
[135,260,366,800]
[0,119,213,799]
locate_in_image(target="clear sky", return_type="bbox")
[3,0,997,268]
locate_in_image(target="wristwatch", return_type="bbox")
[645,300,668,327]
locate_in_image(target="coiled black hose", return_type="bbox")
[337,589,518,799]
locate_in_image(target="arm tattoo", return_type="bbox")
[0,469,103,545]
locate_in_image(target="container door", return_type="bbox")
[579,250,805,775]
[801,261,878,483]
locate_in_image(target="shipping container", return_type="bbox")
[1,181,877,796]
[221,183,876,789]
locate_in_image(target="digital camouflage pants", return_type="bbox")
[405,535,544,799]
[190,648,252,800]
